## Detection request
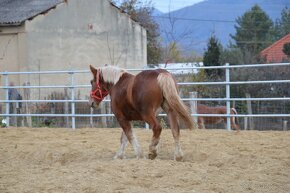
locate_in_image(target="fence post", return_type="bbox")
[70,72,76,129]
[189,91,198,125]
[244,117,248,130]
[4,73,10,127]
[100,98,107,127]
[23,82,32,127]
[107,98,113,127]
[145,123,149,130]
[283,120,287,131]
[64,88,69,128]
[90,107,94,128]
[246,93,254,130]
[225,63,231,131]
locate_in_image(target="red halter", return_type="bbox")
[90,70,109,102]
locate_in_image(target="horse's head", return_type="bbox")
[89,65,110,107]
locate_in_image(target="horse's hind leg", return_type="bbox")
[231,118,241,132]
[198,117,205,129]
[162,102,183,161]
[167,109,183,161]
[144,116,162,160]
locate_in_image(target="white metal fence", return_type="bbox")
[1,62,290,130]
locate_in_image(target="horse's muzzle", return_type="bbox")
[89,97,99,108]
[90,101,95,108]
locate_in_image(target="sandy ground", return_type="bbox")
[0,127,289,193]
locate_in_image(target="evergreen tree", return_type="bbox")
[220,47,244,65]
[203,35,222,78]
[230,5,274,64]
[274,6,290,40]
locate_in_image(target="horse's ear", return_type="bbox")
[90,65,97,75]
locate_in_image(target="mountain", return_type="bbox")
[152,8,163,16]
[155,0,290,55]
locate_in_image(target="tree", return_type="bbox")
[116,0,162,65]
[274,6,290,40]
[159,41,203,65]
[220,47,244,65]
[230,5,274,64]
[161,41,182,64]
[203,35,222,78]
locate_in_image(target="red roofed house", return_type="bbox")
[261,33,290,63]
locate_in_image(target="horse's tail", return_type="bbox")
[157,73,195,129]
[231,108,240,131]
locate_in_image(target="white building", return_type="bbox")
[0,0,147,100]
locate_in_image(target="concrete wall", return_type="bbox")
[0,26,27,103]
[24,0,147,71]
[0,0,147,101]
[0,25,27,72]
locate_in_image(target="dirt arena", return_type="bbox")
[0,127,289,193]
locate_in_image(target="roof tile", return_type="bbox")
[0,0,63,26]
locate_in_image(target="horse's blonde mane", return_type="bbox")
[100,65,127,84]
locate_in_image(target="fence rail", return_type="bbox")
[1,62,290,130]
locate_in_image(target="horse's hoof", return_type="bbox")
[175,156,183,162]
[148,152,157,160]
[114,154,125,160]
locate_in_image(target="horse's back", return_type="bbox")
[111,69,170,120]
[135,69,169,80]
[132,69,168,107]
[197,104,226,124]
[197,105,226,114]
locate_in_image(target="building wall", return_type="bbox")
[24,0,146,71]
[0,0,147,101]
[0,26,27,102]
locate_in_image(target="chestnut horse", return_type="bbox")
[197,104,240,131]
[89,65,194,161]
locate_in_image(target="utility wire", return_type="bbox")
[154,15,235,23]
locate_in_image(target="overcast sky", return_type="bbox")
[150,0,205,12]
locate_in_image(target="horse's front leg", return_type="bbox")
[114,131,128,159]
[116,119,143,159]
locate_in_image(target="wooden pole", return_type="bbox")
[189,91,198,127]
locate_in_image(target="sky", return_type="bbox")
[149,0,205,13]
